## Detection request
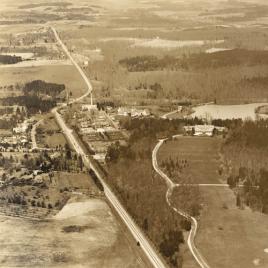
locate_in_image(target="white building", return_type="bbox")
[118,107,150,117]
[13,121,29,134]
[82,104,97,112]
[184,125,226,136]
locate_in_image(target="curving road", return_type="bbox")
[51,27,167,268]
[152,138,210,268]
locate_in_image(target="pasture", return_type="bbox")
[0,65,87,99]
[158,136,223,184]
[159,136,268,268]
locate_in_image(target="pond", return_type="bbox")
[191,103,268,121]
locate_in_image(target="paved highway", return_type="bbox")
[51,26,93,103]
[152,138,210,268]
[51,26,167,268]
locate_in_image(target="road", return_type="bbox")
[161,110,180,119]
[161,102,214,120]
[152,138,210,268]
[51,26,167,268]
[50,26,93,104]
[31,119,43,150]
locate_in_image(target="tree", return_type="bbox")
[78,155,83,171]
[236,193,241,208]
[143,218,149,231]
[2,173,7,181]
[65,143,72,160]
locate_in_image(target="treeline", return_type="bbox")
[241,76,268,88]
[119,55,181,72]
[23,80,65,98]
[0,95,56,114]
[228,167,268,213]
[120,117,204,142]
[226,120,268,148]
[119,116,243,142]
[223,119,268,213]
[0,55,22,65]
[106,138,186,267]
[119,49,268,72]
[184,49,268,70]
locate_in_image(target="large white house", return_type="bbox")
[184,125,226,136]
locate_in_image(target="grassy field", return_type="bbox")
[0,65,87,99]
[37,115,67,149]
[158,137,223,184]
[159,136,268,268]
[197,187,268,268]
[0,195,146,268]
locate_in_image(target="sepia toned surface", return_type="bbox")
[0,1,267,268]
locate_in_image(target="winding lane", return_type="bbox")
[152,138,210,268]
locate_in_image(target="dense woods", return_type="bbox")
[0,80,66,115]
[226,120,268,148]
[23,80,65,98]
[119,49,268,72]
[119,117,204,142]
[223,120,268,213]
[0,55,22,64]
[106,137,185,267]
[1,95,56,114]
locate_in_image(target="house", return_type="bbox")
[93,153,106,164]
[184,125,226,136]
[82,104,98,111]
[118,107,131,116]
[13,120,30,134]
[194,125,215,136]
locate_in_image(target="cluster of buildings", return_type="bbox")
[0,119,33,152]
[77,106,126,163]
[117,107,150,117]
[0,168,49,187]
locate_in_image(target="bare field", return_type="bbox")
[0,196,146,268]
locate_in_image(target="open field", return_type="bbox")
[0,171,101,212]
[0,65,86,99]
[0,196,146,268]
[37,115,67,149]
[158,137,223,184]
[160,136,268,268]
[197,187,268,268]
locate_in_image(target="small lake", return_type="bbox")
[191,103,268,121]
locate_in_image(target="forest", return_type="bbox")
[0,95,56,114]
[23,80,65,98]
[225,120,268,148]
[223,119,268,213]
[0,55,22,65]
[119,49,268,72]
[106,138,185,268]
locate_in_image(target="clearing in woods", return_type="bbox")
[158,136,268,268]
